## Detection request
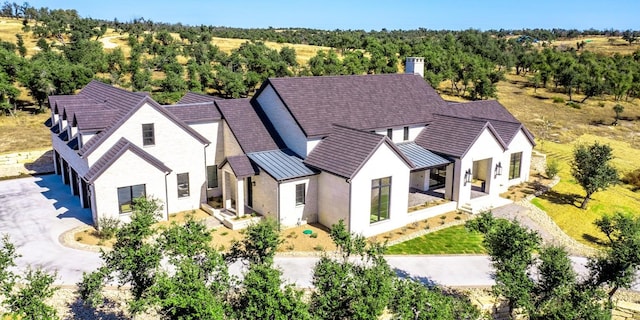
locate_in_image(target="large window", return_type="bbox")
[117,184,146,213]
[177,173,189,197]
[207,165,218,189]
[295,183,306,206]
[142,123,155,146]
[429,166,447,188]
[509,152,523,180]
[370,177,391,223]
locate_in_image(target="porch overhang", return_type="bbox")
[396,142,452,170]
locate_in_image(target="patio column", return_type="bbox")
[236,178,245,217]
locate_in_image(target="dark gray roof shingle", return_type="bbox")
[73,109,120,131]
[215,98,282,153]
[78,80,147,111]
[436,100,520,124]
[415,115,507,158]
[164,102,221,123]
[265,74,447,138]
[304,125,412,179]
[395,142,452,169]
[84,137,172,183]
[247,149,317,181]
[221,155,257,179]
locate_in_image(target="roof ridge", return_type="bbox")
[166,102,216,107]
[269,73,420,81]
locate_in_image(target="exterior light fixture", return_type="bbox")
[464,169,472,184]
[495,162,503,176]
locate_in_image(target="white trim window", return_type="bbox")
[117,184,146,213]
[177,173,190,198]
[295,183,306,206]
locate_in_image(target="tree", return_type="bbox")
[588,212,640,303]
[310,220,394,319]
[224,218,282,265]
[78,197,163,313]
[613,104,624,124]
[467,212,540,318]
[571,142,618,209]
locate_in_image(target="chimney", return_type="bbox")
[405,57,424,78]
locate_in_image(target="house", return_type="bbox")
[47,57,534,237]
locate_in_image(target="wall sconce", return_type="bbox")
[464,169,472,184]
[252,180,256,187]
[495,162,503,176]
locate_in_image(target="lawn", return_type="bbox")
[532,135,640,247]
[386,225,485,255]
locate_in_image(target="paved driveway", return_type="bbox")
[0,175,102,284]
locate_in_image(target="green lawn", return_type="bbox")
[535,135,640,247]
[386,225,485,254]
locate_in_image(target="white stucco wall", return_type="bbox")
[190,121,223,198]
[500,130,534,192]
[278,176,318,228]
[80,132,97,149]
[457,128,505,205]
[373,125,424,143]
[317,172,350,230]
[349,143,411,237]
[306,138,322,155]
[255,84,308,157]
[91,149,169,223]
[251,173,279,220]
[84,103,207,214]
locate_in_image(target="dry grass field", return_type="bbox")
[550,35,640,56]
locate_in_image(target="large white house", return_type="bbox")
[47,58,534,236]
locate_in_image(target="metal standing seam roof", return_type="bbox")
[247,149,318,181]
[395,142,452,169]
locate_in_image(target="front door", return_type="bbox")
[247,177,253,208]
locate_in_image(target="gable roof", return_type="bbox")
[304,125,412,179]
[84,137,171,183]
[73,109,120,131]
[79,96,210,157]
[177,91,223,104]
[415,115,507,158]
[474,117,535,146]
[78,80,148,111]
[263,74,448,138]
[247,149,317,181]
[220,155,257,179]
[164,102,221,123]
[215,98,283,153]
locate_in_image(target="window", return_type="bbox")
[429,166,447,188]
[117,184,146,213]
[142,123,155,146]
[403,127,409,141]
[509,152,523,180]
[207,165,218,189]
[370,177,391,223]
[295,183,306,206]
[177,173,189,197]
[386,128,393,139]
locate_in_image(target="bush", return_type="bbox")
[545,159,560,178]
[97,217,120,239]
[622,169,640,190]
[552,96,565,103]
[566,101,581,109]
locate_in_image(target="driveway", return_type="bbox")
[0,175,102,284]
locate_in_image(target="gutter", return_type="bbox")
[347,178,352,233]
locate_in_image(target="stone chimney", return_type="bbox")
[405,57,424,78]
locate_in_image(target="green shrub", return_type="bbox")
[97,217,120,239]
[310,232,318,238]
[313,245,324,251]
[552,96,565,103]
[545,159,560,178]
[622,169,640,190]
[598,101,606,108]
[566,101,581,109]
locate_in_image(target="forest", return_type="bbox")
[0,1,638,113]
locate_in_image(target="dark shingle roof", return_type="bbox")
[264,74,447,138]
[177,92,222,104]
[78,80,147,111]
[415,115,507,158]
[304,125,412,179]
[84,138,172,183]
[215,98,282,153]
[164,102,221,123]
[220,155,257,179]
[436,100,520,124]
[395,142,452,169]
[247,149,317,181]
[73,109,120,131]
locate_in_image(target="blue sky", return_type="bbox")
[26,0,639,31]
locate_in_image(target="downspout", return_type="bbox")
[276,181,280,231]
[346,178,352,233]
[203,144,209,202]
[450,162,455,200]
[164,172,170,220]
